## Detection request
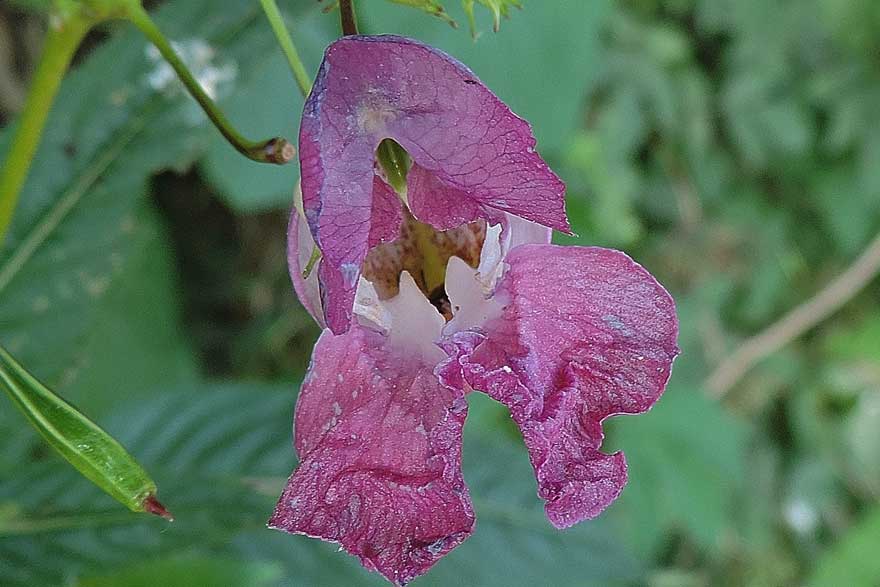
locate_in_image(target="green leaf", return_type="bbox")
[4,0,51,12]
[842,393,880,504]
[0,346,167,517]
[0,384,295,586]
[807,507,880,587]
[76,556,283,587]
[385,0,457,27]
[605,386,749,556]
[381,0,525,35]
[563,131,643,246]
[462,0,522,36]
[825,315,880,363]
[0,0,289,524]
[0,387,643,586]
[58,202,199,416]
[0,0,266,394]
[0,195,198,470]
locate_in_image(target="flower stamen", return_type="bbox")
[362,210,485,317]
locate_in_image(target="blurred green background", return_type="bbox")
[1,0,879,585]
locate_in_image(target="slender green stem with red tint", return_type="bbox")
[339,0,359,35]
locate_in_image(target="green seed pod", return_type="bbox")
[0,346,171,520]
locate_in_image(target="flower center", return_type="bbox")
[362,211,486,319]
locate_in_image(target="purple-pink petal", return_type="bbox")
[440,245,679,528]
[300,35,568,333]
[270,327,474,585]
[407,163,504,230]
[369,174,404,247]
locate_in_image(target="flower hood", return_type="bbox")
[297,35,569,334]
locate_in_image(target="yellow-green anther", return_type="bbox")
[302,246,323,279]
[411,217,448,295]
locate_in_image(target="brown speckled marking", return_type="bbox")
[362,211,486,300]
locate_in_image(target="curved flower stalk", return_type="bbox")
[270,35,680,585]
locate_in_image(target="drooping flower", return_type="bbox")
[270,35,679,585]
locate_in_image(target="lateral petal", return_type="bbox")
[440,245,679,528]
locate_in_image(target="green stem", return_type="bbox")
[258,0,312,98]
[339,0,359,35]
[126,5,294,165]
[0,16,89,243]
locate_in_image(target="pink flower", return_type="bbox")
[269,36,679,585]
